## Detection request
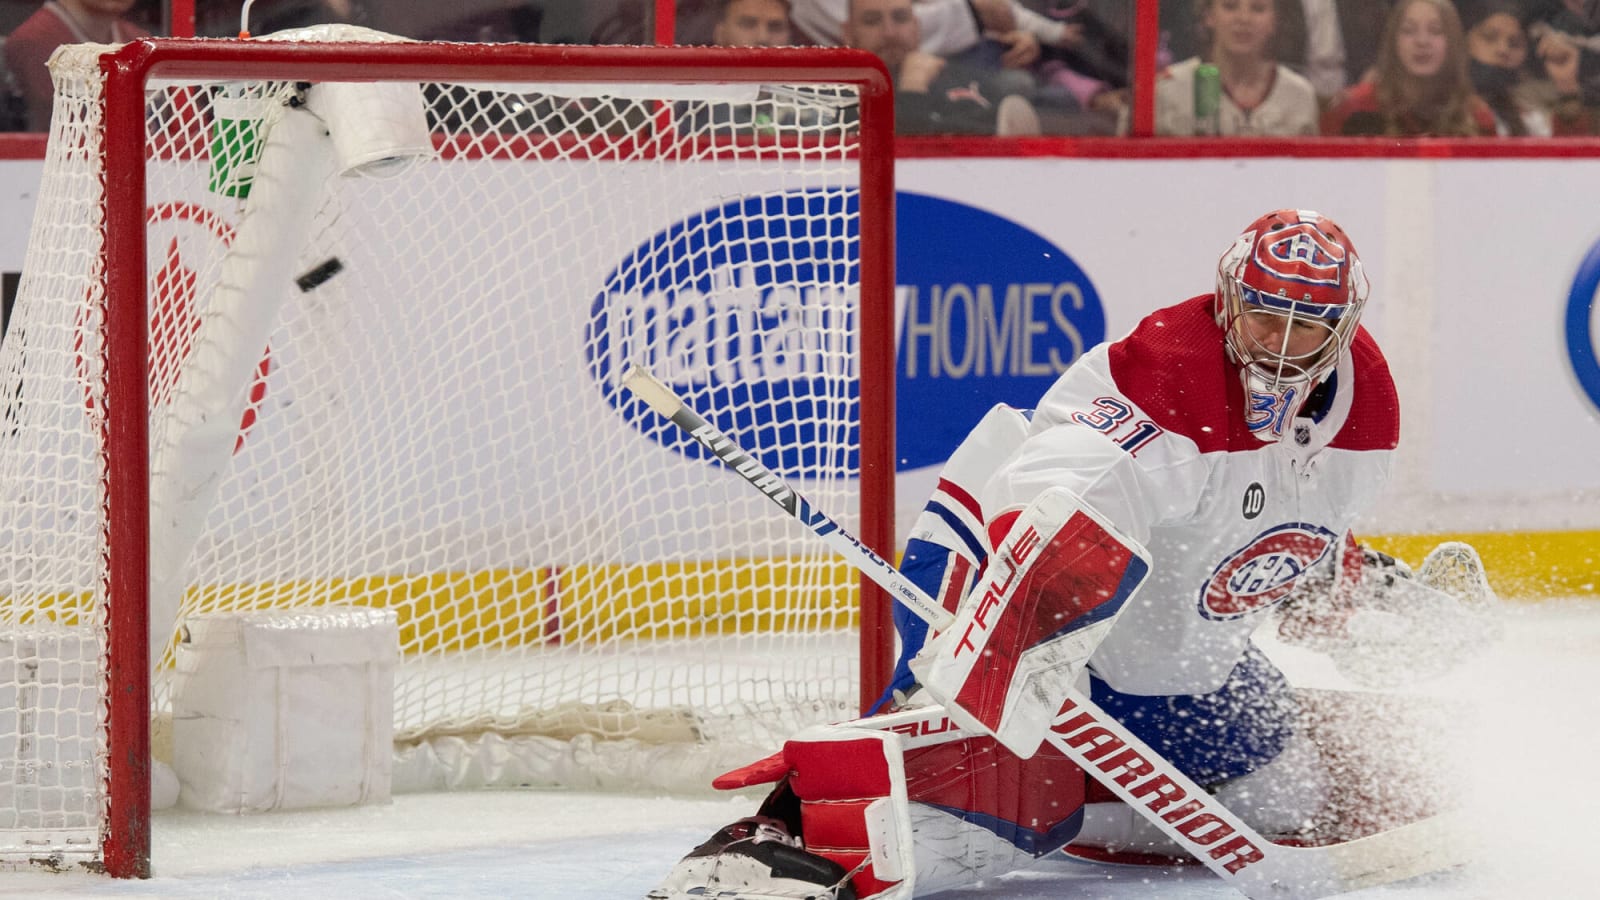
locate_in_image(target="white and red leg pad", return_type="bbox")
[898,723,1088,894]
[785,726,916,899]
[911,486,1150,758]
[784,706,1091,898]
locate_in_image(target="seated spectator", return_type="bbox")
[677,0,807,135]
[1321,0,1497,135]
[1177,0,1392,110]
[1155,0,1319,135]
[1526,0,1600,128]
[793,0,1074,54]
[5,0,151,132]
[1463,0,1538,131]
[844,0,1042,135]
[796,0,1081,104]
[1028,1,1135,134]
[1461,0,1591,134]
[713,0,794,47]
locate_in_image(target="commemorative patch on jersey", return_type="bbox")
[1241,483,1265,519]
[1198,522,1339,620]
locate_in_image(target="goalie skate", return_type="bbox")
[647,817,859,900]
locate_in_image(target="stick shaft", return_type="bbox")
[622,366,953,631]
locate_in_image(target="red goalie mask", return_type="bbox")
[1214,209,1369,440]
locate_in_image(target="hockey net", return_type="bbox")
[0,27,894,875]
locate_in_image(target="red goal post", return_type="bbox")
[4,30,896,877]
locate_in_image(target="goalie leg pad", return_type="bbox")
[780,705,1091,898]
[899,721,1088,894]
[912,486,1151,758]
[786,726,915,899]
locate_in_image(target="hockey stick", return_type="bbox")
[622,366,953,632]
[622,366,1466,900]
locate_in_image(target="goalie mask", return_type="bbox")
[1214,209,1369,441]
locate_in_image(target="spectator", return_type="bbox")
[1321,0,1497,135]
[713,0,794,46]
[1167,0,1393,109]
[677,0,805,135]
[793,0,1075,54]
[1461,0,1591,134]
[796,0,1081,105]
[1155,0,1320,135]
[843,0,1042,134]
[1526,0,1600,126]
[1463,0,1538,131]
[4,0,151,132]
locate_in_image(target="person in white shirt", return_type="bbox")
[1155,0,1320,135]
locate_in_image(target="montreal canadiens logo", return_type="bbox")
[1199,522,1339,620]
[1254,223,1345,287]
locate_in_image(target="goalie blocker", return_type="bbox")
[910,486,1151,758]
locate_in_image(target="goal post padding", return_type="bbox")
[0,28,895,875]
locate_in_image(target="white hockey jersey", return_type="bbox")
[981,295,1399,696]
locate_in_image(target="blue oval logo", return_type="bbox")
[1567,236,1600,416]
[587,188,860,475]
[895,193,1105,470]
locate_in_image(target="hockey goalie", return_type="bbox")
[649,209,1501,899]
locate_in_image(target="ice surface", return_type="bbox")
[0,600,1594,899]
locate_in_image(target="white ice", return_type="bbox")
[0,600,1594,899]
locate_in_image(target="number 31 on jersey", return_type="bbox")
[1070,397,1164,455]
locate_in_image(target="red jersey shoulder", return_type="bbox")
[1104,295,1240,452]
[1103,296,1397,453]
[1329,326,1399,451]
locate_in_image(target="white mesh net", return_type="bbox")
[0,29,886,865]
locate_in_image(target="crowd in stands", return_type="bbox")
[0,0,1595,136]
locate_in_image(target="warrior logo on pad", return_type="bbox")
[1199,522,1338,619]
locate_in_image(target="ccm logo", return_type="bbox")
[1054,698,1265,873]
[953,526,1042,658]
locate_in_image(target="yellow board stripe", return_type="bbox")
[184,559,861,651]
[4,531,1595,658]
[1365,530,1600,600]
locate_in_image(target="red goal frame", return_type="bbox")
[92,39,896,878]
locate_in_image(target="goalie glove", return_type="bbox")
[1281,538,1501,688]
[1277,532,1413,646]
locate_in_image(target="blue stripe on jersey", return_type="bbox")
[928,499,987,564]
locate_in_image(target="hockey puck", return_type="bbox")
[295,257,344,292]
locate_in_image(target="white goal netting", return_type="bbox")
[0,27,891,869]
